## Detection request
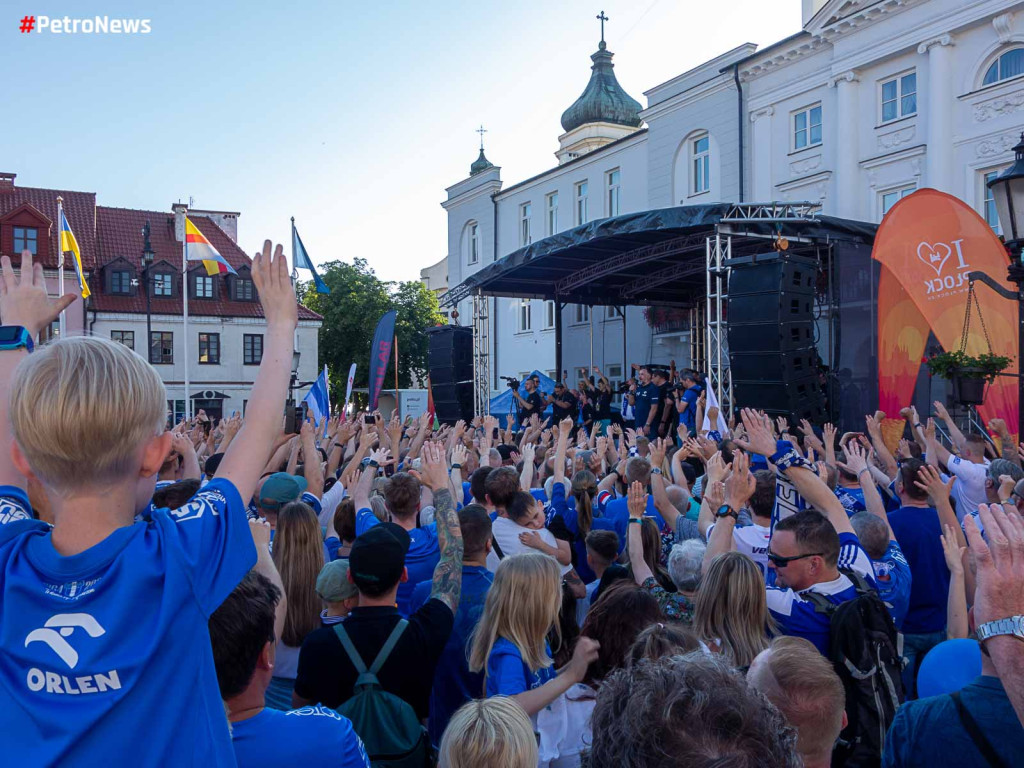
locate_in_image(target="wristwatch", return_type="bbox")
[0,326,33,353]
[976,616,1024,643]
[651,467,663,475]
[715,504,738,520]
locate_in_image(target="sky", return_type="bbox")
[5,0,802,283]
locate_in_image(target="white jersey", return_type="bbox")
[706,521,771,575]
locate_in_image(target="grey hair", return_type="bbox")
[988,458,1024,485]
[543,475,571,502]
[668,539,705,593]
[849,512,890,560]
[582,652,801,768]
[665,485,689,514]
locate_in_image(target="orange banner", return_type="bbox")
[873,188,1018,434]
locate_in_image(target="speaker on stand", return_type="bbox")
[426,326,474,424]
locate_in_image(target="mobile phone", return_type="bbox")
[364,414,375,425]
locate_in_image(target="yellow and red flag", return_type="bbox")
[185,217,237,276]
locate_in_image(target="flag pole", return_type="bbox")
[290,217,299,376]
[57,196,66,337]
[183,209,191,420]
[393,334,400,422]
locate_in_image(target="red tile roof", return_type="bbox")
[0,176,319,321]
[0,182,97,269]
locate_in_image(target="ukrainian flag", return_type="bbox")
[59,210,90,299]
[185,217,237,276]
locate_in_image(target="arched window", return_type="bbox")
[463,221,480,266]
[983,48,1024,86]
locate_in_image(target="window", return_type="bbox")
[574,304,590,324]
[575,181,589,225]
[198,333,220,364]
[692,136,710,194]
[793,105,822,150]
[607,169,621,216]
[607,363,623,396]
[234,276,255,300]
[152,273,173,297]
[546,193,559,235]
[469,223,479,265]
[520,203,532,246]
[984,48,1024,86]
[607,305,622,319]
[194,275,214,299]
[244,333,264,364]
[881,186,915,216]
[984,171,1002,233]
[111,330,134,350]
[167,400,186,426]
[39,319,59,344]
[110,269,132,295]
[880,72,916,122]
[13,227,37,254]
[150,331,173,364]
[518,299,532,332]
[543,300,556,329]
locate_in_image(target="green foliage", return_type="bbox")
[300,259,445,400]
[926,350,1012,383]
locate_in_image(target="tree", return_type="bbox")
[300,258,445,403]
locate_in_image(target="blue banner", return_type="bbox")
[292,223,330,294]
[303,365,330,424]
[368,310,396,410]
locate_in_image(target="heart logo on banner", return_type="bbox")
[916,241,952,277]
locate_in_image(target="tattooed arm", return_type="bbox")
[563,568,586,599]
[422,442,464,614]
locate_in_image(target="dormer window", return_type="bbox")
[234,275,254,300]
[194,274,214,299]
[153,273,173,297]
[110,269,132,295]
[13,227,37,254]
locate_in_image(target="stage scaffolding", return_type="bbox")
[472,293,490,418]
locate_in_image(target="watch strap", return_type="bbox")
[0,325,34,353]
[977,616,1024,643]
[715,504,738,520]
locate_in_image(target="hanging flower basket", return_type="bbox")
[926,351,1011,407]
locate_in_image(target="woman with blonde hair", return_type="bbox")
[438,697,538,768]
[469,552,599,718]
[693,551,775,669]
[267,501,324,709]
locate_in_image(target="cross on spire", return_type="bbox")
[476,124,487,152]
[596,10,608,44]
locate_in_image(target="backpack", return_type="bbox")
[333,620,431,768]
[804,568,905,768]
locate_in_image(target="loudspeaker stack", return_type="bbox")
[426,326,474,425]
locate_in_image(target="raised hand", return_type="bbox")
[648,437,667,468]
[933,400,951,422]
[941,523,965,577]
[706,451,731,485]
[0,250,78,337]
[724,450,756,510]
[419,442,449,492]
[839,440,869,475]
[914,463,954,502]
[251,240,297,331]
[451,442,469,468]
[627,480,647,520]
[735,408,776,456]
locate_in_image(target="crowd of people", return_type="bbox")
[2,244,1024,767]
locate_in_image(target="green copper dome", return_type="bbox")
[470,148,494,175]
[560,41,642,133]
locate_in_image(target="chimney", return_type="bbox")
[0,172,16,193]
[172,203,188,243]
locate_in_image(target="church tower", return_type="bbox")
[556,12,643,165]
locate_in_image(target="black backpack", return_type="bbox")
[804,568,905,768]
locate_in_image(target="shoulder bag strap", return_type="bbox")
[951,691,1006,768]
[332,623,368,676]
[368,619,409,676]
[491,535,505,560]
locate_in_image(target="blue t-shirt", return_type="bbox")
[835,486,867,516]
[766,532,877,655]
[883,676,1024,767]
[887,505,950,634]
[679,385,701,431]
[462,481,473,508]
[633,383,661,432]
[0,484,32,524]
[598,491,663,552]
[231,705,369,768]
[0,478,255,767]
[872,541,913,630]
[409,565,494,747]
[355,508,439,617]
[486,637,557,697]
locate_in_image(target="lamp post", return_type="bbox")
[141,221,155,364]
[984,132,1024,439]
[289,349,302,402]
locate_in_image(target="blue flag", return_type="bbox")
[368,311,397,410]
[303,365,330,424]
[292,223,330,294]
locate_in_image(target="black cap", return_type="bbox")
[204,452,224,478]
[349,523,411,591]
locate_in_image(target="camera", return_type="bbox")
[614,381,631,395]
[500,375,521,390]
[284,401,308,435]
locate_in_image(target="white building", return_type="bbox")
[442,0,1024,398]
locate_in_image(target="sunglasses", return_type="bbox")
[766,551,824,568]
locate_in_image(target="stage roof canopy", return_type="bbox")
[440,203,877,308]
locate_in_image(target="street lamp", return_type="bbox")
[141,221,155,364]
[984,132,1024,439]
[290,349,301,397]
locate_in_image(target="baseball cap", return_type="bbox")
[316,559,359,603]
[258,472,308,510]
[349,523,411,591]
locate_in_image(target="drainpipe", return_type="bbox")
[734,63,745,202]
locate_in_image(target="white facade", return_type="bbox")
[443,0,1024,398]
[90,313,321,421]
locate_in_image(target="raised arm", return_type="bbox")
[914,464,966,549]
[697,452,731,538]
[940,523,968,640]
[627,481,655,585]
[217,413,243,456]
[170,432,201,481]
[249,518,287,642]
[934,400,967,454]
[989,418,1020,468]
[865,413,899,479]
[300,419,324,500]
[214,241,298,504]
[842,441,895,541]
[405,411,433,461]
[704,452,752,567]
[421,442,464,614]
[352,447,389,516]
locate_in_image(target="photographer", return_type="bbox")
[546,381,578,425]
[512,375,545,425]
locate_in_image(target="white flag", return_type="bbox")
[701,382,729,435]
